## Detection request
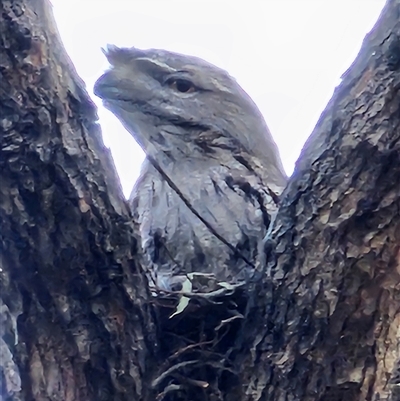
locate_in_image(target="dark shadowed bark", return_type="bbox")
[0,1,399,401]
[242,3,400,400]
[0,1,156,400]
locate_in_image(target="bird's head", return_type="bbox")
[94,45,286,183]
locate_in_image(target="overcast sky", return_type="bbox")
[51,0,385,197]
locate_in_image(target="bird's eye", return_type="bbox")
[167,78,195,93]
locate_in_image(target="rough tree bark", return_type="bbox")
[0,1,399,401]
[0,1,156,400]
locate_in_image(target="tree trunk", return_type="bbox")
[0,1,156,400]
[0,1,399,401]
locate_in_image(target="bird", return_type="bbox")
[94,46,287,292]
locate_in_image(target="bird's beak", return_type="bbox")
[93,73,114,100]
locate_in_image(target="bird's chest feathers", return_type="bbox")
[133,161,277,267]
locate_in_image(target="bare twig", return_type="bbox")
[152,360,200,388]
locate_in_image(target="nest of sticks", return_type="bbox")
[150,273,252,401]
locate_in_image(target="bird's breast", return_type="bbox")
[130,159,279,283]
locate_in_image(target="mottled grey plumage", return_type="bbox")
[94,46,287,290]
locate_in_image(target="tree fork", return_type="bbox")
[0,0,399,401]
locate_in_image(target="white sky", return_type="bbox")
[52,0,385,197]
